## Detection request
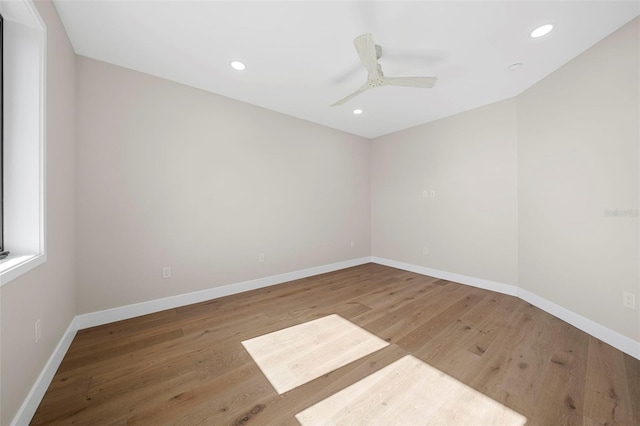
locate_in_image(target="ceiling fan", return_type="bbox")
[331,33,438,106]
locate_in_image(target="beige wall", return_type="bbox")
[371,99,519,286]
[0,1,77,424]
[371,18,639,342]
[75,57,371,314]
[518,17,639,340]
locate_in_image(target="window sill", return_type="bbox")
[0,253,46,287]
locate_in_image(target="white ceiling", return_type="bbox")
[53,1,639,139]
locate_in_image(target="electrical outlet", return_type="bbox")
[430,190,436,198]
[259,253,265,263]
[422,190,429,198]
[35,319,41,343]
[162,267,171,279]
[423,247,429,255]
[623,292,636,309]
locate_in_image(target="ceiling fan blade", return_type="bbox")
[331,83,370,107]
[353,33,380,77]
[383,76,438,88]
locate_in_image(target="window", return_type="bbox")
[0,12,7,259]
[0,0,46,285]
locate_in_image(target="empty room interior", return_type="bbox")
[1,0,639,424]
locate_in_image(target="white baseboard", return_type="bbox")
[517,288,640,360]
[13,257,371,426]
[371,257,518,297]
[371,256,640,360]
[75,257,371,330]
[11,318,79,426]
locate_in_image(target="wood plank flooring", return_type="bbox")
[295,355,527,425]
[31,263,640,425]
[241,314,389,395]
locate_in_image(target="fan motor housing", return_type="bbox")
[368,76,385,88]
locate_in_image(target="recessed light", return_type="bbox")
[508,62,523,71]
[353,109,363,115]
[230,61,246,71]
[530,24,553,38]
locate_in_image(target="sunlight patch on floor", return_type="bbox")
[241,314,389,394]
[296,354,527,425]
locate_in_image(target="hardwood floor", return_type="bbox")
[241,314,390,395]
[32,264,640,425]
